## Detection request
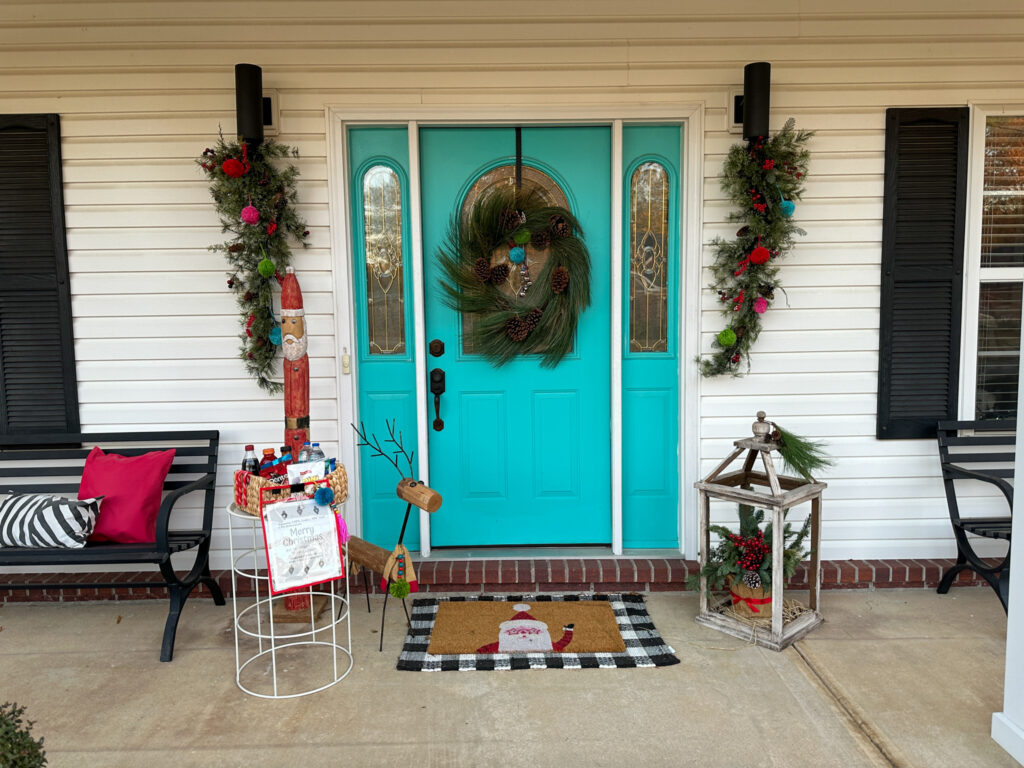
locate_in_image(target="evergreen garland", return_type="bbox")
[437,187,590,367]
[198,134,309,393]
[700,118,813,377]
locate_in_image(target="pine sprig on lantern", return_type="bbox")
[700,118,813,377]
[436,187,591,368]
[774,426,834,481]
[198,132,310,393]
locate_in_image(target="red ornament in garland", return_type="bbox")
[245,314,255,338]
[221,158,245,178]
[267,221,278,237]
[750,236,771,265]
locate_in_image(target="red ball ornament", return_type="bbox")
[222,158,246,178]
[745,236,770,266]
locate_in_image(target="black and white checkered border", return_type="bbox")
[397,593,680,671]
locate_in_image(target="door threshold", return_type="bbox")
[421,546,682,560]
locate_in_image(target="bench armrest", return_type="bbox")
[155,473,216,553]
[942,462,1014,509]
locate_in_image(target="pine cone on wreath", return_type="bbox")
[489,263,510,285]
[473,257,492,283]
[549,215,571,239]
[531,229,551,250]
[523,307,543,331]
[499,207,522,234]
[551,265,570,294]
[505,315,531,342]
[742,571,762,590]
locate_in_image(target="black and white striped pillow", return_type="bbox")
[0,494,103,548]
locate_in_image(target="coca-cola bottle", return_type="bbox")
[241,445,259,474]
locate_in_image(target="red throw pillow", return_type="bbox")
[79,447,176,543]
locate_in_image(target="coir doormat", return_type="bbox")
[397,594,680,671]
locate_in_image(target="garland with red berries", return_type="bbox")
[198,134,309,393]
[700,118,812,377]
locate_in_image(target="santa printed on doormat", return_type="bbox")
[476,603,575,653]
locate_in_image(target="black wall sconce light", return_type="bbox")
[742,61,771,140]
[234,63,264,149]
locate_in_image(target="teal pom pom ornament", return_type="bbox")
[314,487,334,506]
[269,326,282,345]
[257,258,276,278]
[780,199,795,217]
[509,246,526,264]
[717,328,737,347]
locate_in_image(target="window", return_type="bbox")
[0,114,78,435]
[362,164,406,355]
[964,113,1024,421]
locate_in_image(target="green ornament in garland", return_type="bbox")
[437,187,591,368]
[198,133,309,393]
[700,118,813,377]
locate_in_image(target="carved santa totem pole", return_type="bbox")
[280,266,310,459]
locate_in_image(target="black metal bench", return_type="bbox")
[936,419,1013,612]
[0,431,225,660]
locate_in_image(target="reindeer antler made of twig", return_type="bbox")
[351,420,416,480]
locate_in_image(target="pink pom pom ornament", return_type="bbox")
[240,205,260,225]
[753,297,768,314]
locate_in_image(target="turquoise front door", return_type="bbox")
[421,126,611,547]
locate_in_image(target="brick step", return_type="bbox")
[0,557,1001,602]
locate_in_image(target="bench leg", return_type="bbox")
[161,583,194,663]
[199,562,226,606]
[937,552,968,595]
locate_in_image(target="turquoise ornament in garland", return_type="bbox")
[700,118,813,377]
[436,187,591,368]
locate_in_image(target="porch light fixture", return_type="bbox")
[742,61,771,139]
[234,63,264,149]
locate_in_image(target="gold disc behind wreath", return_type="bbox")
[437,182,592,368]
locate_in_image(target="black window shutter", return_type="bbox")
[0,114,79,435]
[877,107,969,439]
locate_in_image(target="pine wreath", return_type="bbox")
[198,133,309,393]
[700,118,813,377]
[437,187,590,367]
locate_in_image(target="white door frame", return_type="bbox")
[326,104,704,558]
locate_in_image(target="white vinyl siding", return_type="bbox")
[1,1,1023,565]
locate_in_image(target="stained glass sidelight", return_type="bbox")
[362,165,405,355]
[628,162,669,353]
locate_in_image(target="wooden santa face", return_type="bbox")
[281,314,307,361]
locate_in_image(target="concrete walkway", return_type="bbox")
[0,589,1016,767]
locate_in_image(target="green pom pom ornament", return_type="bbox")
[513,229,532,245]
[717,328,737,347]
[389,579,411,599]
[257,258,276,278]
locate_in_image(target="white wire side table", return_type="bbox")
[226,503,353,698]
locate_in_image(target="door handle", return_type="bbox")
[430,368,446,431]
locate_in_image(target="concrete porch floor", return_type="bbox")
[0,589,1016,768]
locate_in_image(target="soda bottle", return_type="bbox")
[258,448,279,477]
[278,445,293,466]
[241,445,259,474]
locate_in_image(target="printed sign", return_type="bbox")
[260,497,344,595]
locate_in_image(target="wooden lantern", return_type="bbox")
[694,411,826,650]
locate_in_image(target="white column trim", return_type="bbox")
[610,119,624,555]
[407,121,431,557]
[993,293,1024,762]
[681,105,705,558]
[325,110,362,537]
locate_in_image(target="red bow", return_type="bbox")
[730,589,773,613]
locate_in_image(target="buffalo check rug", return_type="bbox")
[396,594,680,671]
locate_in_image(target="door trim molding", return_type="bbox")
[327,104,704,557]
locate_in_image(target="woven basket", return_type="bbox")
[233,465,349,517]
[727,577,773,618]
